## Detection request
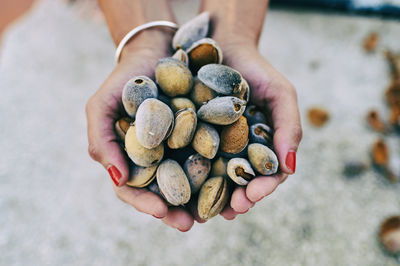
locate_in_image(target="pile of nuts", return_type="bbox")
[114,12,278,220]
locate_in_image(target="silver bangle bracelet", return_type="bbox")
[114,21,179,63]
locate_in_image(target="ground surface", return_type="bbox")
[0,0,400,265]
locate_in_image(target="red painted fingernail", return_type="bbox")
[107,165,121,186]
[178,228,189,232]
[237,209,249,214]
[285,151,296,173]
[152,215,163,219]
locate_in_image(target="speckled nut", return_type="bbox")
[183,153,211,193]
[220,116,249,154]
[192,122,220,159]
[135,98,174,149]
[379,216,400,254]
[168,108,197,149]
[155,58,194,97]
[248,143,279,175]
[190,77,218,107]
[172,49,189,65]
[172,12,209,50]
[122,76,158,118]
[187,38,223,73]
[197,64,242,95]
[210,157,228,178]
[125,124,164,167]
[249,123,274,148]
[156,159,191,206]
[170,97,196,113]
[126,163,158,188]
[244,105,267,126]
[115,117,133,142]
[197,96,246,125]
[198,176,229,220]
[233,78,250,102]
[227,158,255,186]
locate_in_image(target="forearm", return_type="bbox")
[200,0,269,48]
[98,0,176,55]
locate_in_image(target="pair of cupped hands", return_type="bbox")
[86,30,302,232]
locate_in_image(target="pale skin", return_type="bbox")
[86,0,302,231]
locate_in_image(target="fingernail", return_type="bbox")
[152,215,163,219]
[285,151,296,173]
[107,165,121,186]
[177,228,189,232]
[237,209,249,214]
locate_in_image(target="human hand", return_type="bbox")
[215,40,303,219]
[85,39,196,232]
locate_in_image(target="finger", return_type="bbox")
[114,185,168,218]
[230,186,255,213]
[246,174,286,202]
[86,93,129,187]
[162,207,195,232]
[268,84,302,175]
[220,204,238,220]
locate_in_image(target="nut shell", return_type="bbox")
[197,96,246,125]
[170,97,196,113]
[192,122,220,159]
[248,143,279,175]
[122,76,158,118]
[135,98,174,149]
[155,58,193,97]
[187,38,223,73]
[183,153,211,193]
[198,176,229,220]
[197,64,242,95]
[172,49,189,65]
[233,78,250,102]
[115,117,133,142]
[249,123,274,148]
[125,124,164,167]
[156,159,191,206]
[220,116,249,154]
[190,77,218,107]
[126,164,158,188]
[172,12,209,50]
[244,105,267,126]
[168,108,197,149]
[227,158,255,186]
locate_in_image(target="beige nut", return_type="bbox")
[191,122,220,159]
[126,163,158,188]
[168,108,197,149]
[248,143,279,175]
[198,176,229,220]
[190,77,218,107]
[115,117,133,142]
[227,158,255,186]
[172,12,209,50]
[170,97,196,113]
[156,159,191,206]
[125,124,164,167]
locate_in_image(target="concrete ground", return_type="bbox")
[0,0,399,265]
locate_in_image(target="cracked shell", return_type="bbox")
[155,58,193,97]
[172,12,209,50]
[170,97,196,113]
[126,163,158,188]
[156,159,191,206]
[210,157,228,178]
[198,176,229,220]
[122,76,158,118]
[187,38,223,73]
[183,153,211,194]
[198,64,242,95]
[249,123,274,148]
[168,108,197,149]
[135,98,174,149]
[192,122,220,159]
[244,105,267,126]
[220,116,249,154]
[125,124,164,167]
[227,158,255,185]
[115,117,133,142]
[172,49,189,65]
[190,77,218,107]
[248,143,279,175]
[233,78,250,102]
[197,96,246,125]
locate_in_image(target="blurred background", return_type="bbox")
[0,0,399,265]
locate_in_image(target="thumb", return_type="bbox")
[86,96,130,187]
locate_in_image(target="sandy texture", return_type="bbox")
[0,0,400,265]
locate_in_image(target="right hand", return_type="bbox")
[85,40,196,232]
